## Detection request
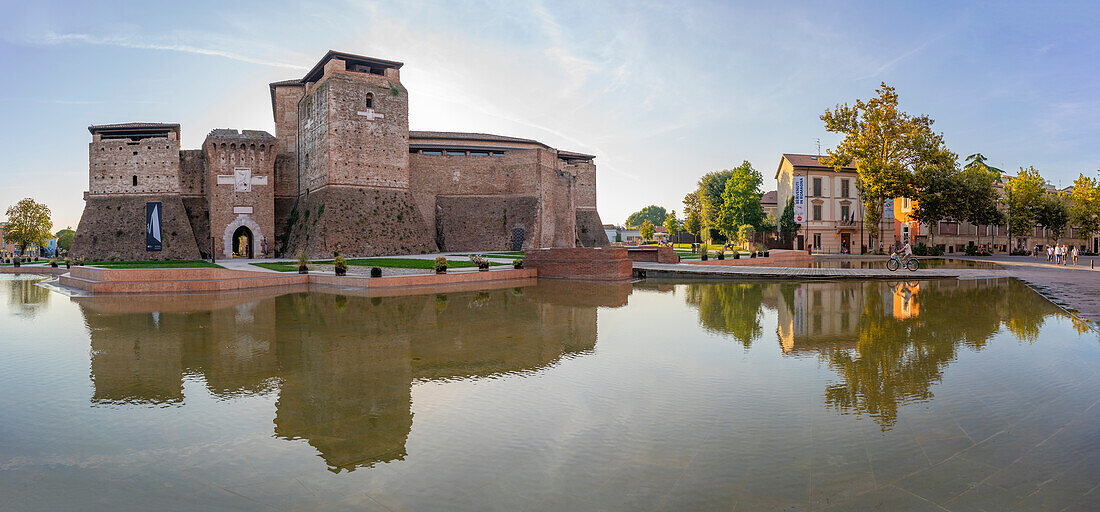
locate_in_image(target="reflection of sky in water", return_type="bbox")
[0,276,1097,511]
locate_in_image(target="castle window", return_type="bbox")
[132,175,138,186]
[445,150,466,156]
[365,93,373,109]
[422,150,443,155]
[469,151,490,156]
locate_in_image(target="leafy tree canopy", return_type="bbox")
[696,169,735,235]
[639,219,655,241]
[821,83,955,248]
[4,198,52,252]
[715,161,764,240]
[625,205,666,228]
[779,197,801,234]
[663,210,680,238]
[55,227,75,251]
[1002,166,1046,239]
[1070,174,1100,240]
[1037,193,1070,242]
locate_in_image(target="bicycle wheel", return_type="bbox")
[906,258,919,271]
[886,258,900,271]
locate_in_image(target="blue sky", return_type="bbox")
[1,0,1098,229]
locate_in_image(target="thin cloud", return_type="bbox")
[858,36,939,80]
[40,32,308,70]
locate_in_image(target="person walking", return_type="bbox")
[1072,245,1079,266]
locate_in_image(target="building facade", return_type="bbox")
[775,154,894,253]
[72,50,608,261]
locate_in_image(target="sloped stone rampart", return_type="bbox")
[71,195,201,261]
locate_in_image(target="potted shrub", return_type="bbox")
[434,256,448,274]
[750,251,756,258]
[65,258,71,269]
[13,258,20,268]
[716,251,724,260]
[470,255,490,271]
[333,255,347,276]
[296,251,309,274]
[513,258,524,269]
[764,250,770,257]
[733,252,740,259]
[701,251,708,261]
[370,267,382,278]
[49,258,58,268]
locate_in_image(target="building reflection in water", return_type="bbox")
[685,279,1061,429]
[6,276,51,319]
[79,280,631,472]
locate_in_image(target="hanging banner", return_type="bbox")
[146,202,163,252]
[793,176,805,223]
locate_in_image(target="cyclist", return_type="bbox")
[901,240,913,260]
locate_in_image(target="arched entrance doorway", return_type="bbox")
[233,226,253,258]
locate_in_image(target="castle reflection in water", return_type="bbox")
[79,280,631,473]
[78,277,1075,472]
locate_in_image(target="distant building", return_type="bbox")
[761,190,778,221]
[775,154,891,253]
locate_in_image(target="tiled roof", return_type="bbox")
[410,131,594,159]
[761,190,778,205]
[782,153,857,170]
[88,122,179,134]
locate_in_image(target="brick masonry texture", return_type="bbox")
[73,51,608,261]
[280,186,436,257]
[575,209,609,247]
[523,247,633,281]
[434,196,538,252]
[71,195,200,261]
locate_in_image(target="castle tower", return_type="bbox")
[202,129,277,259]
[275,51,435,257]
[71,123,200,260]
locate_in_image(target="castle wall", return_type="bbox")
[203,131,277,258]
[537,151,577,248]
[325,75,410,190]
[576,209,609,247]
[71,194,201,261]
[280,186,436,257]
[434,196,538,251]
[89,134,179,195]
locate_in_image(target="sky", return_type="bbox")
[1,0,1098,229]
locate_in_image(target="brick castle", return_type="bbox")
[71,50,608,260]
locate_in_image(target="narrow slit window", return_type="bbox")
[365,93,374,109]
[132,175,138,186]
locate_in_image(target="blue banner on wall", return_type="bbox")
[146,202,162,252]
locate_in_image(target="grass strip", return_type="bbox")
[88,260,222,269]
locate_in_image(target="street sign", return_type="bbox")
[793,176,805,223]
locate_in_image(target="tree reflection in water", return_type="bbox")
[5,276,51,319]
[685,279,1062,429]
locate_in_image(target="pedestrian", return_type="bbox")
[1047,245,1053,262]
[1034,244,1039,260]
[1072,245,1079,266]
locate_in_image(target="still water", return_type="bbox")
[1,275,1097,511]
[805,258,997,269]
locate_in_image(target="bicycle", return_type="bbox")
[887,252,919,272]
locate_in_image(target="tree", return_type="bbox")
[715,161,764,241]
[779,197,801,234]
[696,169,735,242]
[1037,193,1070,242]
[639,219,655,242]
[821,83,956,251]
[684,209,703,243]
[1002,166,1046,248]
[737,224,755,249]
[625,205,666,228]
[4,198,52,256]
[963,153,1005,182]
[911,164,964,248]
[1070,174,1100,245]
[959,165,1004,247]
[55,228,76,252]
[663,210,680,242]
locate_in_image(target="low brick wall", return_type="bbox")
[58,265,538,294]
[1,266,70,275]
[524,247,632,281]
[682,252,813,267]
[625,247,679,264]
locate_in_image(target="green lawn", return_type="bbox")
[252,257,502,273]
[88,260,223,269]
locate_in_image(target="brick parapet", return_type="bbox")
[523,247,632,280]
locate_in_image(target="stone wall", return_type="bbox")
[181,196,211,258]
[280,185,436,258]
[71,195,200,261]
[538,160,577,248]
[434,196,538,252]
[89,135,179,195]
[576,208,609,247]
[203,130,277,258]
[324,74,410,190]
[564,159,597,209]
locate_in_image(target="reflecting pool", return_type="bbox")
[1,275,1097,511]
[805,258,998,269]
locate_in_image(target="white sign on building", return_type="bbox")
[793,176,805,223]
